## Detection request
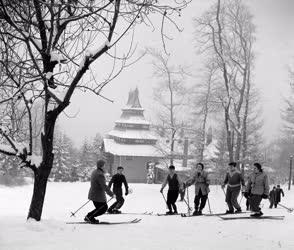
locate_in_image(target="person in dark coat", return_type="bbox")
[160,165,183,214]
[185,163,210,215]
[244,177,251,211]
[221,162,245,214]
[275,184,285,208]
[269,186,277,209]
[85,160,114,223]
[244,162,269,217]
[107,166,129,214]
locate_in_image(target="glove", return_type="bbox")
[261,194,268,199]
[125,190,128,196]
[160,188,163,193]
[243,192,249,199]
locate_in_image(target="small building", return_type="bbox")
[102,88,163,182]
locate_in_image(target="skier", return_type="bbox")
[275,184,285,208]
[269,186,276,209]
[244,162,270,217]
[107,166,129,214]
[84,159,114,223]
[243,176,251,211]
[160,165,183,215]
[185,162,210,215]
[221,162,245,214]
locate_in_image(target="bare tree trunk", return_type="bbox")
[27,112,56,220]
[242,68,251,167]
[27,160,53,220]
[225,109,234,162]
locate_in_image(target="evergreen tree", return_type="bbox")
[78,139,96,181]
[92,133,103,161]
[51,132,76,181]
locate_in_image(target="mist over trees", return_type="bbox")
[193,0,263,170]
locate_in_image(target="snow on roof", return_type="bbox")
[108,129,157,140]
[122,107,144,112]
[103,138,163,157]
[115,118,150,125]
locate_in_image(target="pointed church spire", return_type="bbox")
[126,87,142,108]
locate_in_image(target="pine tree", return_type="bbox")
[51,133,75,181]
[78,139,96,181]
[92,133,103,162]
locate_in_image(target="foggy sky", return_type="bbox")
[59,0,294,147]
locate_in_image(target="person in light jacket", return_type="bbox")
[85,160,114,223]
[244,162,269,217]
[185,163,210,216]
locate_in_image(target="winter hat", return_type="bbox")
[253,162,262,172]
[117,166,124,170]
[97,159,105,169]
[169,165,175,170]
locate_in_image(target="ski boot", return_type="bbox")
[112,209,122,214]
[250,211,263,217]
[192,209,198,216]
[235,208,242,214]
[84,216,99,224]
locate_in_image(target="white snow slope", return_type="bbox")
[0,182,294,250]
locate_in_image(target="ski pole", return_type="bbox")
[70,200,91,217]
[161,192,168,209]
[183,198,192,211]
[207,196,212,214]
[186,186,191,215]
[239,193,244,204]
[278,203,294,213]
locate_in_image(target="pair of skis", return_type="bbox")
[67,218,141,225]
[180,212,284,220]
[66,211,154,225]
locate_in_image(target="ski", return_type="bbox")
[157,213,179,216]
[66,218,142,225]
[107,211,153,216]
[219,215,285,220]
[204,211,248,216]
[181,213,200,217]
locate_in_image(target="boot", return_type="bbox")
[250,211,263,217]
[84,215,99,224]
[193,209,198,216]
[166,211,173,215]
[225,210,234,214]
[112,209,121,214]
[235,208,242,213]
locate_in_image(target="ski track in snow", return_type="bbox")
[0,183,294,250]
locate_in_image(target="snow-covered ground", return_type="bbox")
[1,182,294,250]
